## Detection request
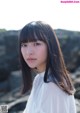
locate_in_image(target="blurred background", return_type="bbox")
[0,0,80,113]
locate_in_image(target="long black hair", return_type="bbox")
[19,21,75,95]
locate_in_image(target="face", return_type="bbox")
[21,40,47,72]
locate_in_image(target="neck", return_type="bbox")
[33,67,46,73]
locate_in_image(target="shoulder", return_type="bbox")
[45,82,70,97]
[33,74,40,83]
[32,74,41,87]
[44,82,75,105]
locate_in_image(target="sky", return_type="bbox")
[0,0,80,31]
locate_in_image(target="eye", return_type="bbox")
[34,42,41,46]
[21,43,27,47]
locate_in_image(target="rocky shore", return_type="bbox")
[0,29,80,113]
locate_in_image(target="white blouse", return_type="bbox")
[23,71,77,113]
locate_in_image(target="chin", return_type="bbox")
[28,65,37,69]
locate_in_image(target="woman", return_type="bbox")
[19,21,76,113]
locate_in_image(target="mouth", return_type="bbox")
[27,58,37,61]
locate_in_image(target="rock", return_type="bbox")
[71,69,80,100]
[8,95,29,113]
[0,87,22,103]
[75,88,80,99]
[0,86,30,113]
[0,29,80,82]
[8,70,22,90]
[59,36,80,72]
[0,31,19,82]
[0,67,10,81]
[75,99,80,113]
[0,70,22,94]
[0,80,10,93]
[74,76,80,99]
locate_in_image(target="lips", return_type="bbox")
[27,58,37,62]
[27,58,37,60]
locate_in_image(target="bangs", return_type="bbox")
[19,23,46,44]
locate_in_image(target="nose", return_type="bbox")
[26,47,34,55]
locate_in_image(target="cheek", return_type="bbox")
[43,48,47,60]
[38,47,47,60]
